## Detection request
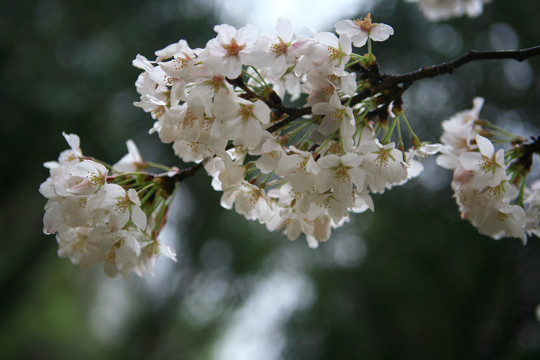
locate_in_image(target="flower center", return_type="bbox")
[334,163,350,183]
[239,104,254,121]
[354,13,373,32]
[207,75,226,93]
[330,109,346,124]
[479,155,497,174]
[114,197,130,214]
[271,38,289,55]
[223,38,246,57]
[496,211,510,222]
[375,148,393,167]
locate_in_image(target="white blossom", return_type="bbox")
[335,14,394,48]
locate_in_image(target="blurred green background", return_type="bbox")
[1,0,540,359]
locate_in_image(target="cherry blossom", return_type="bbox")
[40,15,540,280]
[335,13,394,48]
[459,134,507,189]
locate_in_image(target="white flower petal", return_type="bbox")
[369,24,394,41]
[475,134,494,157]
[131,205,147,231]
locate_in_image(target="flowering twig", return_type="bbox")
[262,46,540,137]
[355,45,540,102]
[163,46,540,186]
[42,16,540,279]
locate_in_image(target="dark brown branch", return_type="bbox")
[389,46,540,82]
[364,46,540,100]
[266,107,312,133]
[159,162,204,194]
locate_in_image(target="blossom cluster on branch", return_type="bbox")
[40,133,176,278]
[437,98,540,243]
[40,13,540,278]
[131,15,429,249]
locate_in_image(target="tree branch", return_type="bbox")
[364,46,540,100]
[169,46,540,184]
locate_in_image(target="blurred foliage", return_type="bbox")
[1,0,540,359]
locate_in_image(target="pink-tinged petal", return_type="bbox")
[110,207,130,232]
[312,101,335,116]
[220,189,237,210]
[459,152,482,171]
[318,118,339,136]
[70,160,106,178]
[236,24,259,45]
[127,188,141,206]
[340,73,358,96]
[93,184,125,209]
[43,203,60,234]
[315,173,336,193]
[495,149,505,165]
[244,119,263,148]
[369,23,394,41]
[132,54,154,72]
[349,168,366,189]
[115,233,141,268]
[253,100,271,124]
[333,181,354,201]
[276,18,293,42]
[62,132,82,157]
[339,34,352,54]
[286,220,302,241]
[241,48,269,68]
[351,33,369,48]
[436,152,459,170]
[131,206,147,231]
[317,154,340,168]
[126,139,142,160]
[214,24,237,43]
[39,179,56,198]
[306,156,321,175]
[420,143,443,155]
[334,20,359,36]
[342,153,362,168]
[313,217,331,242]
[43,161,60,169]
[471,97,484,117]
[352,191,374,213]
[315,32,339,48]
[407,160,424,179]
[475,134,494,157]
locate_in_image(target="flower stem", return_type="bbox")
[145,162,172,171]
[401,113,421,147]
[382,117,398,144]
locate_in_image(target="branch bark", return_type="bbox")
[359,45,540,102]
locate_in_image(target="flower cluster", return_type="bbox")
[41,14,539,278]
[437,98,539,243]
[132,15,439,248]
[40,133,176,278]
[405,0,492,21]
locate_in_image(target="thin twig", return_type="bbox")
[356,45,540,102]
